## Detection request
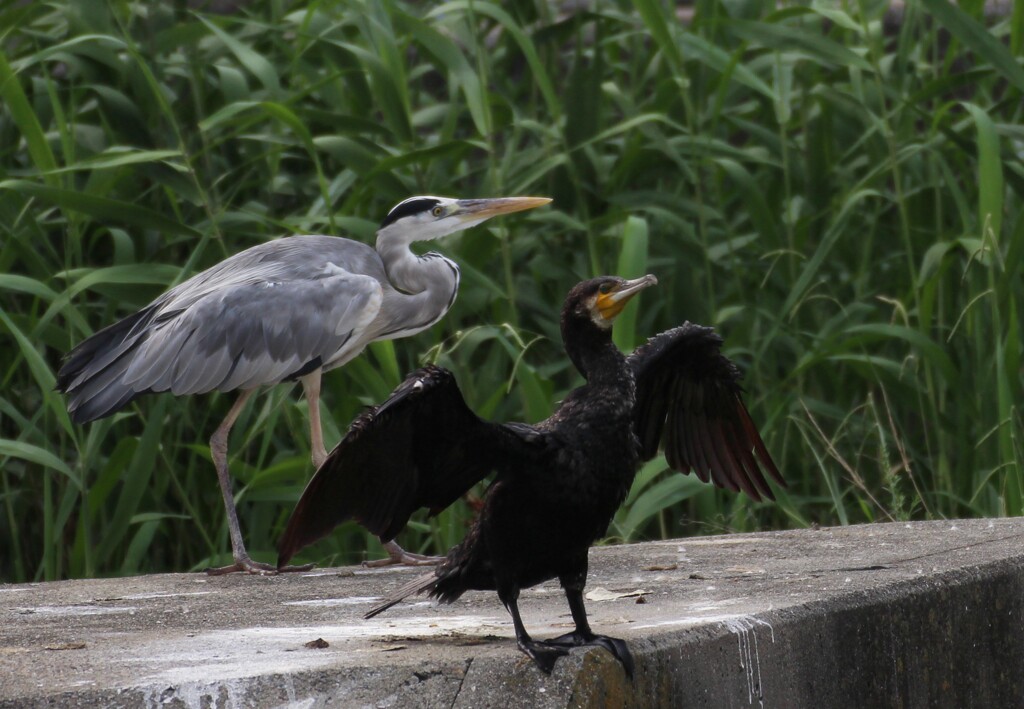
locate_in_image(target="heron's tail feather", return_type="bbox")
[57,306,159,423]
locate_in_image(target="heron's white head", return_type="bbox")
[377,195,552,244]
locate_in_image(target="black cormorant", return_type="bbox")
[277,274,783,676]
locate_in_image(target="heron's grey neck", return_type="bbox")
[376,231,456,291]
[375,231,460,328]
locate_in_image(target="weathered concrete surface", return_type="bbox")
[1,518,1023,708]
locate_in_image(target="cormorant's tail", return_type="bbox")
[364,571,439,619]
[363,562,474,619]
[56,306,159,423]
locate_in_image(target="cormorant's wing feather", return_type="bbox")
[277,364,533,566]
[628,323,783,501]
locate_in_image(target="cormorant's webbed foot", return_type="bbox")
[362,540,443,568]
[518,638,570,674]
[544,630,635,679]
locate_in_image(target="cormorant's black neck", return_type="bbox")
[561,314,627,385]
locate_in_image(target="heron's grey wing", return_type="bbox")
[628,323,784,501]
[277,365,540,566]
[145,235,388,316]
[121,266,383,395]
[57,236,389,423]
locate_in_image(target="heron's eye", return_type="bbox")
[598,282,613,294]
[431,206,444,217]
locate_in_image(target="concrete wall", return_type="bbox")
[1,519,1022,707]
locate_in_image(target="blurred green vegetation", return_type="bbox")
[1,0,1021,581]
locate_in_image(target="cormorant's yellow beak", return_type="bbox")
[597,274,658,321]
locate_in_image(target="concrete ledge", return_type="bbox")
[2,518,1023,707]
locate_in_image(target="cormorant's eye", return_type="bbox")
[431,206,444,217]
[598,282,613,294]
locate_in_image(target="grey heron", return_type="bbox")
[56,195,551,574]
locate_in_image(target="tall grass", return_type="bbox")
[1,1,1021,581]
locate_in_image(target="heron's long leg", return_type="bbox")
[300,371,437,569]
[300,371,329,468]
[205,389,313,576]
[204,389,270,575]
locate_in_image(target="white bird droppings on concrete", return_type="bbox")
[282,596,383,607]
[17,605,139,616]
[722,616,775,708]
[122,591,215,601]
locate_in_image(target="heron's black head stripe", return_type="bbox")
[379,198,442,229]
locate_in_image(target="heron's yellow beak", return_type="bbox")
[454,196,552,221]
[597,274,658,321]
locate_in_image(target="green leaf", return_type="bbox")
[726,18,873,71]
[0,180,201,237]
[632,0,684,69]
[0,51,58,183]
[63,264,181,298]
[716,158,779,245]
[678,32,774,100]
[620,474,706,539]
[197,15,281,95]
[95,398,169,565]
[429,2,560,119]
[613,216,649,353]
[779,189,882,319]
[129,512,191,523]
[44,148,185,175]
[120,519,160,574]
[919,0,1024,94]
[963,103,1004,240]
[0,309,58,408]
[841,324,959,386]
[0,439,78,486]
[0,274,60,302]
[368,340,400,388]
[400,13,491,136]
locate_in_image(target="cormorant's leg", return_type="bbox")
[543,572,635,679]
[499,586,569,674]
[362,540,444,567]
[205,389,313,575]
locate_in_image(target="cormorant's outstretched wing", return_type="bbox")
[628,323,783,501]
[277,364,537,566]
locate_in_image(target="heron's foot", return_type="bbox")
[363,541,443,568]
[543,631,635,679]
[278,562,317,573]
[518,638,570,674]
[205,555,313,576]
